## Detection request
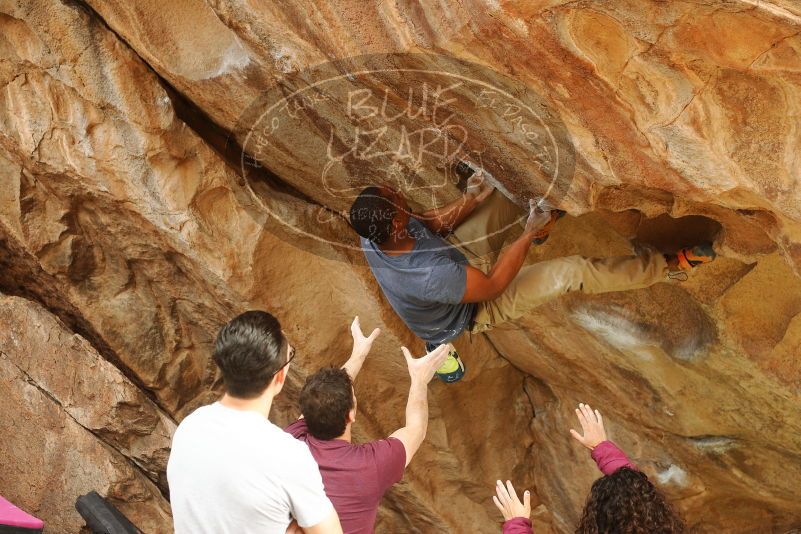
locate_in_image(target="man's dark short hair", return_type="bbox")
[349,186,397,244]
[212,311,287,399]
[300,367,354,440]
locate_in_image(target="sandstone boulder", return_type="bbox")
[1,0,800,533]
[0,295,172,533]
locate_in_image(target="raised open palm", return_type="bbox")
[492,480,531,521]
[569,403,607,450]
[350,316,380,356]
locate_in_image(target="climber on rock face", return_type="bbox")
[349,170,716,381]
[284,316,449,534]
[167,311,343,534]
[494,403,686,534]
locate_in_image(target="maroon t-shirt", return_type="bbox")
[284,419,406,534]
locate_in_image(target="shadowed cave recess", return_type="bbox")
[1,0,801,533]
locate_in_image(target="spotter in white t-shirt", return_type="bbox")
[167,402,334,534]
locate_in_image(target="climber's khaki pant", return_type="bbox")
[449,191,668,332]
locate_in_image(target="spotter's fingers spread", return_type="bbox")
[505,480,521,505]
[495,480,511,505]
[367,327,381,341]
[575,407,590,432]
[579,403,592,424]
[581,403,597,426]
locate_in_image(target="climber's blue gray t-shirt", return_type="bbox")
[361,218,476,345]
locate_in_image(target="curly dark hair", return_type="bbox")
[300,367,354,440]
[576,468,685,534]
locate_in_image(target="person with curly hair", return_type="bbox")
[492,403,685,534]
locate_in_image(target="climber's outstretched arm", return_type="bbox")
[389,345,450,467]
[461,231,533,302]
[341,316,381,381]
[461,199,554,303]
[417,173,495,236]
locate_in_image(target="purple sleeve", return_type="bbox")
[283,418,309,439]
[502,517,533,534]
[591,441,637,476]
[372,437,406,493]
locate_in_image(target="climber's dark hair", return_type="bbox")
[212,310,288,399]
[349,186,397,244]
[299,367,354,440]
[576,467,685,534]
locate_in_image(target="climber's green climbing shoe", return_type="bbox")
[426,343,466,383]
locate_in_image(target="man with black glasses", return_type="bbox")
[167,311,343,534]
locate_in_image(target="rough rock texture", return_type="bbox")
[0,295,173,533]
[1,0,800,533]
